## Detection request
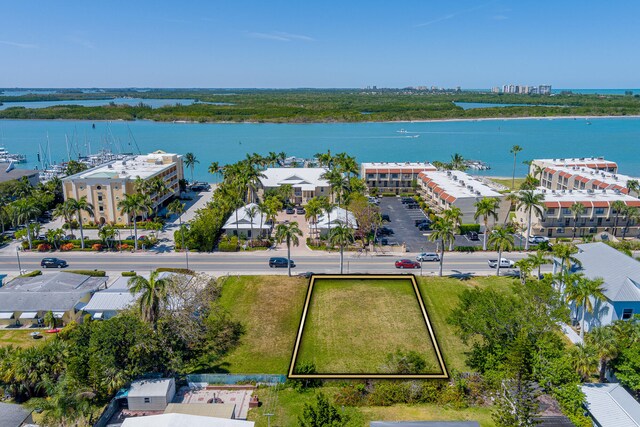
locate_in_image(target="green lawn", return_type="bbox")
[219,275,515,374]
[487,177,526,190]
[295,278,439,374]
[0,329,46,348]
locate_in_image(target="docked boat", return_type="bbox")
[464,160,491,171]
[0,147,26,163]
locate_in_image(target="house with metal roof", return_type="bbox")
[121,413,254,427]
[258,167,331,205]
[553,242,640,332]
[0,272,107,326]
[582,383,640,426]
[221,203,270,238]
[316,207,357,235]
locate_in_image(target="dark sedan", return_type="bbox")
[40,258,68,268]
[395,259,421,269]
[269,257,296,268]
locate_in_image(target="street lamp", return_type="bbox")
[116,230,122,252]
[16,247,22,275]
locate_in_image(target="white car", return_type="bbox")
[417,252,440,262]
[528,235,549,244]
[488,258,515,268]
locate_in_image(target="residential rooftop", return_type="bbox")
[542,164,638,192]
[121,414,254,427]
[534,157,618,169]
[223,203,269,230]
[63,151,181,181]
[165,403,236,419]
[533,187,640,208]
[259,167,329,191]
[361,162,436,173]
[418,170,503,201]
[128,378,174,398]
[0,168,39,184]
[582,383,640,427]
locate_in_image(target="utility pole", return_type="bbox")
[16,247,22,275]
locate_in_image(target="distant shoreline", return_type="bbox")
[386,115,640,124]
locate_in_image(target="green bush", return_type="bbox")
[454,246,481,252]
[66,270,106,277]
[121,271,137,277]
[156,267,195,275]
[399,192,416,197]
[380,192,397,197]
[19,270,42,278]
[458,224,481,234]
[218,235,239,252]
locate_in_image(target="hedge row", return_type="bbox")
[458,224,481,234]
[156,267,195,275]
[66,270,107,277]
[18,270,42,278]
[121,271,137,277]
[454,246,482,252]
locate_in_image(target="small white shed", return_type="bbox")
[127,378,176,411]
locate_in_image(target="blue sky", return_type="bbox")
[1,0,639,88]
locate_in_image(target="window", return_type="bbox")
[595,208,604,215]
[391,174,399,179]
[96,185,102,190]
[623,309,634,320]
[562,208,571,215]
[144,397,150,403]
[379,174,387,179]
[97,195,103,202]
[367,173,375,179]
[99,206,104,212]
[547,208,555,215]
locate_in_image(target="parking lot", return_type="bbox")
[378,197,432,252]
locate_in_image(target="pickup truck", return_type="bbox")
[488,258,515,269]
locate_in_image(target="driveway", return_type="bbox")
[378,197,432,252]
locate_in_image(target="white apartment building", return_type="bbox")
[258,168,330,205]
[531,157,619,173]
[361,162,436,195]
[514,188,640,238]
[417,170,510,224]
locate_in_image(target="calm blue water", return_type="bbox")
[0,118,639,182]
[0,98,233,110]
[454,102,566,110]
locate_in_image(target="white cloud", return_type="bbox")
[0,40,37,49]
[246,31,315,42]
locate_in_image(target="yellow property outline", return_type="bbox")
[288,274,449,379]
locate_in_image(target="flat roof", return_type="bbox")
[533,188,640,208]
[0,168,38,184]
[361,162,436,173]
[542,164,638,192]
[260,167,329,191]
[534,157,618,168]
[122,414,254,427]
[0,402,32,427]
[418,170,503,201]
[128,378,174,398]
[64,152,180,181]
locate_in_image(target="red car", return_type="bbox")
[395,259,421,269]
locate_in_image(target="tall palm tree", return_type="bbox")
[245,205,258,242]
[450,153,467,171]
[488,225,515,276]
[118,194,150,251]
[13,198,41,250]
[517,190,545,250]
[53,202,74,236]
[611,200,627,237]
[428,217,455,277]
[443,207,462,250]
[208,161,221,182]
[586,326,618,382]
[510,145,523,190]
[256,201,267,240]
[527,249,550,278]
[622,206,639,239]
[329,221,355,274]
[571,343,598,381]
[45,228,64,250]
[318,196,335,236]
[128,270,170,330]
[98,226,116,250]
[167,199,187,257]
[275,222,302,277]
[570,202,586,239]
[514,258,533,285]
[184,152,199,183]
[305,197,323,245]
[65,197,94,249]
[474,197,500,251]
[323,169,349,207]
[148,176,170,217]
[565,273,606,339]
[627,179,640,196]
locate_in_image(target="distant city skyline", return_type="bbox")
[2,0,640,88]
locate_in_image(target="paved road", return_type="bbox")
[0,250,551,277]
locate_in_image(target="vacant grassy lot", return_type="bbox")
[219,275,515,374]
[295,278,439,374]
[487,176,526,190]
[0,329,45,348]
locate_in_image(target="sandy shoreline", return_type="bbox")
[386,115,640,124]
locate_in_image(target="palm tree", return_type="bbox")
[167,199,187,263]
[514,258,533,285]
[275,222,302,277]
[184,152,199,183]
[627,179,640,196]
[256,201,267,240]
[148,176,170,217]
[323,169,349,206]
[45,228,64,250]
[450,153,466,171]
[570,202,586,239]
[318,196,335,236]
[517,190,545,250]
[329,221,355,274]
[527,249,550,278]
[611,200,627,237]
[98,226,116,250]
[622,206,639,239]
[442,207,462,250]
[428,217,455,277]
[565,273,606,339]
[510,145,523,189]
[245,205,258,242]
[53,201,74,236]
[118,193,150,251]
[586,326,618,382]
[488,225,515,276]
[571,343,598,381]
[305,198,323,245]
[127,270,170,330]
[65,197,94,249]
[13,198,40,250]
[474,197,500,251]
[208,161,221,181]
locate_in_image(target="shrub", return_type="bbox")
[66,270,106,277]
[19,270,42,278]
[218,236,239,252]
[454,246,481,252]
[91,243,103,251]
[60,243,75,251]
[37,243,52,252]
[248,239,271,248]
[458,224,481,234]
[334,383,367,406]
[117,243,132,251]
[121,271,137,277]
[380,192,397,197]
[156,267,195,275]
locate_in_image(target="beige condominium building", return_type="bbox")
[531,157,619,174]
[258,167,331,205]
[417,170,510,224]
[514,188,640,238]
[62,151,184,225]
[361,162,436,195]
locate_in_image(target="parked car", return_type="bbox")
[40,258,68,268]
[367,196,379,205]
[416,252,439,262]
[488,258,515,269]
[406,203,420,209]
[401,197,414,204]
[467,231,479,241]
[395,259,421,269]
[285,207,295,214]
[528,235,549,244]
[381,214,391,222]
[377,227,394,236]
[415,218,430,227]
[269,257,295,268]
[417,223,430,231]
[296,207,305,215]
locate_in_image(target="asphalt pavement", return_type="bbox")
[379,197,431,252]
